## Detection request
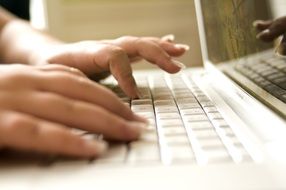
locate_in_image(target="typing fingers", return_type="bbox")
[0,91,146,141]
[255,17,286,42]
[0,110,107,157]
[113,36,187,73]
[36,71,144,121]
[35,64,88,78]
[253,20,273,31]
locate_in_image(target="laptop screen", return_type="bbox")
[200,0,273,65]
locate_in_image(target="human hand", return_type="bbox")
[0,64,147,158]
[254,16,286,55]
[36,35,189,98]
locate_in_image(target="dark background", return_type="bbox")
[0,0,30,20]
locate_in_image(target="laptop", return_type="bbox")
[1,0,286,189]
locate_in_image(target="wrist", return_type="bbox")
[0,19,63,65]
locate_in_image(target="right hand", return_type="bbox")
[0,64,147,158]
[254,16,286,55]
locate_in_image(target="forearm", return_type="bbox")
[0,7,62,64]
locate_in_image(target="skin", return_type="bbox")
[0,7,188,158]
[254,16,286,55]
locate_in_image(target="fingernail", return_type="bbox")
[162,34,175,42]
[252,20,261,27]
[128,121,148,134]
[83,140,108,156]
[175,44,190,51]
[134,113,149,124]
[171,59,186,69]
[256,29,270,39]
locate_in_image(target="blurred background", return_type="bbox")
[1,0,286,69]
[35,0,203,69]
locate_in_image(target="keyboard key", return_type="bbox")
[181,108,205,115]
[203,106,218,113]
[197,138,224,149]
[158,119,184,127]
[186,121,213,130]
[200,101,215,107]
[162,127,186,136]
[177,98,198,104]
[220,127,236,137]
[177,103,201,109]
[131,99,152,105]
[131,105,153,112]
[157,113,181,120]
[266,72,285,80]
[212,119,229,128]
[169,145,194,161]
[164,135,190,145]
[154,100,175,106]
[204,148,231,163]
[127,142,160,163]
[192,129,218,139]
[155,106,178,113]
[207,112,223,120]
[183,114,209,122]
[272,76,286,89]
[96,144,127,164]
[263,84,286,97]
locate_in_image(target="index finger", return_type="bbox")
[115,37,185,73]
[256,17,286,42]
[253,20,273,31]
[108,48,139,99]
[37,71,145,122]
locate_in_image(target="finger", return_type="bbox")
[158,41,189,57]
[257,28,284,42]
[253,20,273,31]
[3,92,146,140]
[256,18,286,42]
[0,110,107,157]
[129,56,143,63]
[136,39,186,73]
[37,71,144,122]
[115,37,185,73]
[35,64,87,78]
[139,36,190,57]
[142,36,189,57]
[107,47,139,98]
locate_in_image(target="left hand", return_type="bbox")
[34,35,189,98]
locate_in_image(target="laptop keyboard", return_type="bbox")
[235,54,286,103]
[93,73,250,165]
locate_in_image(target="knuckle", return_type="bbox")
[109,46,127,59]
[4,72,29,84]
[5,114,36,135]
[69,67,85,76]
[48,64,84,76]
[50,72,76,84]
[43,93,77,113]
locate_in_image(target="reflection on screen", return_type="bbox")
[201,0,273,64]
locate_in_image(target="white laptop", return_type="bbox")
[1,0,286,189]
